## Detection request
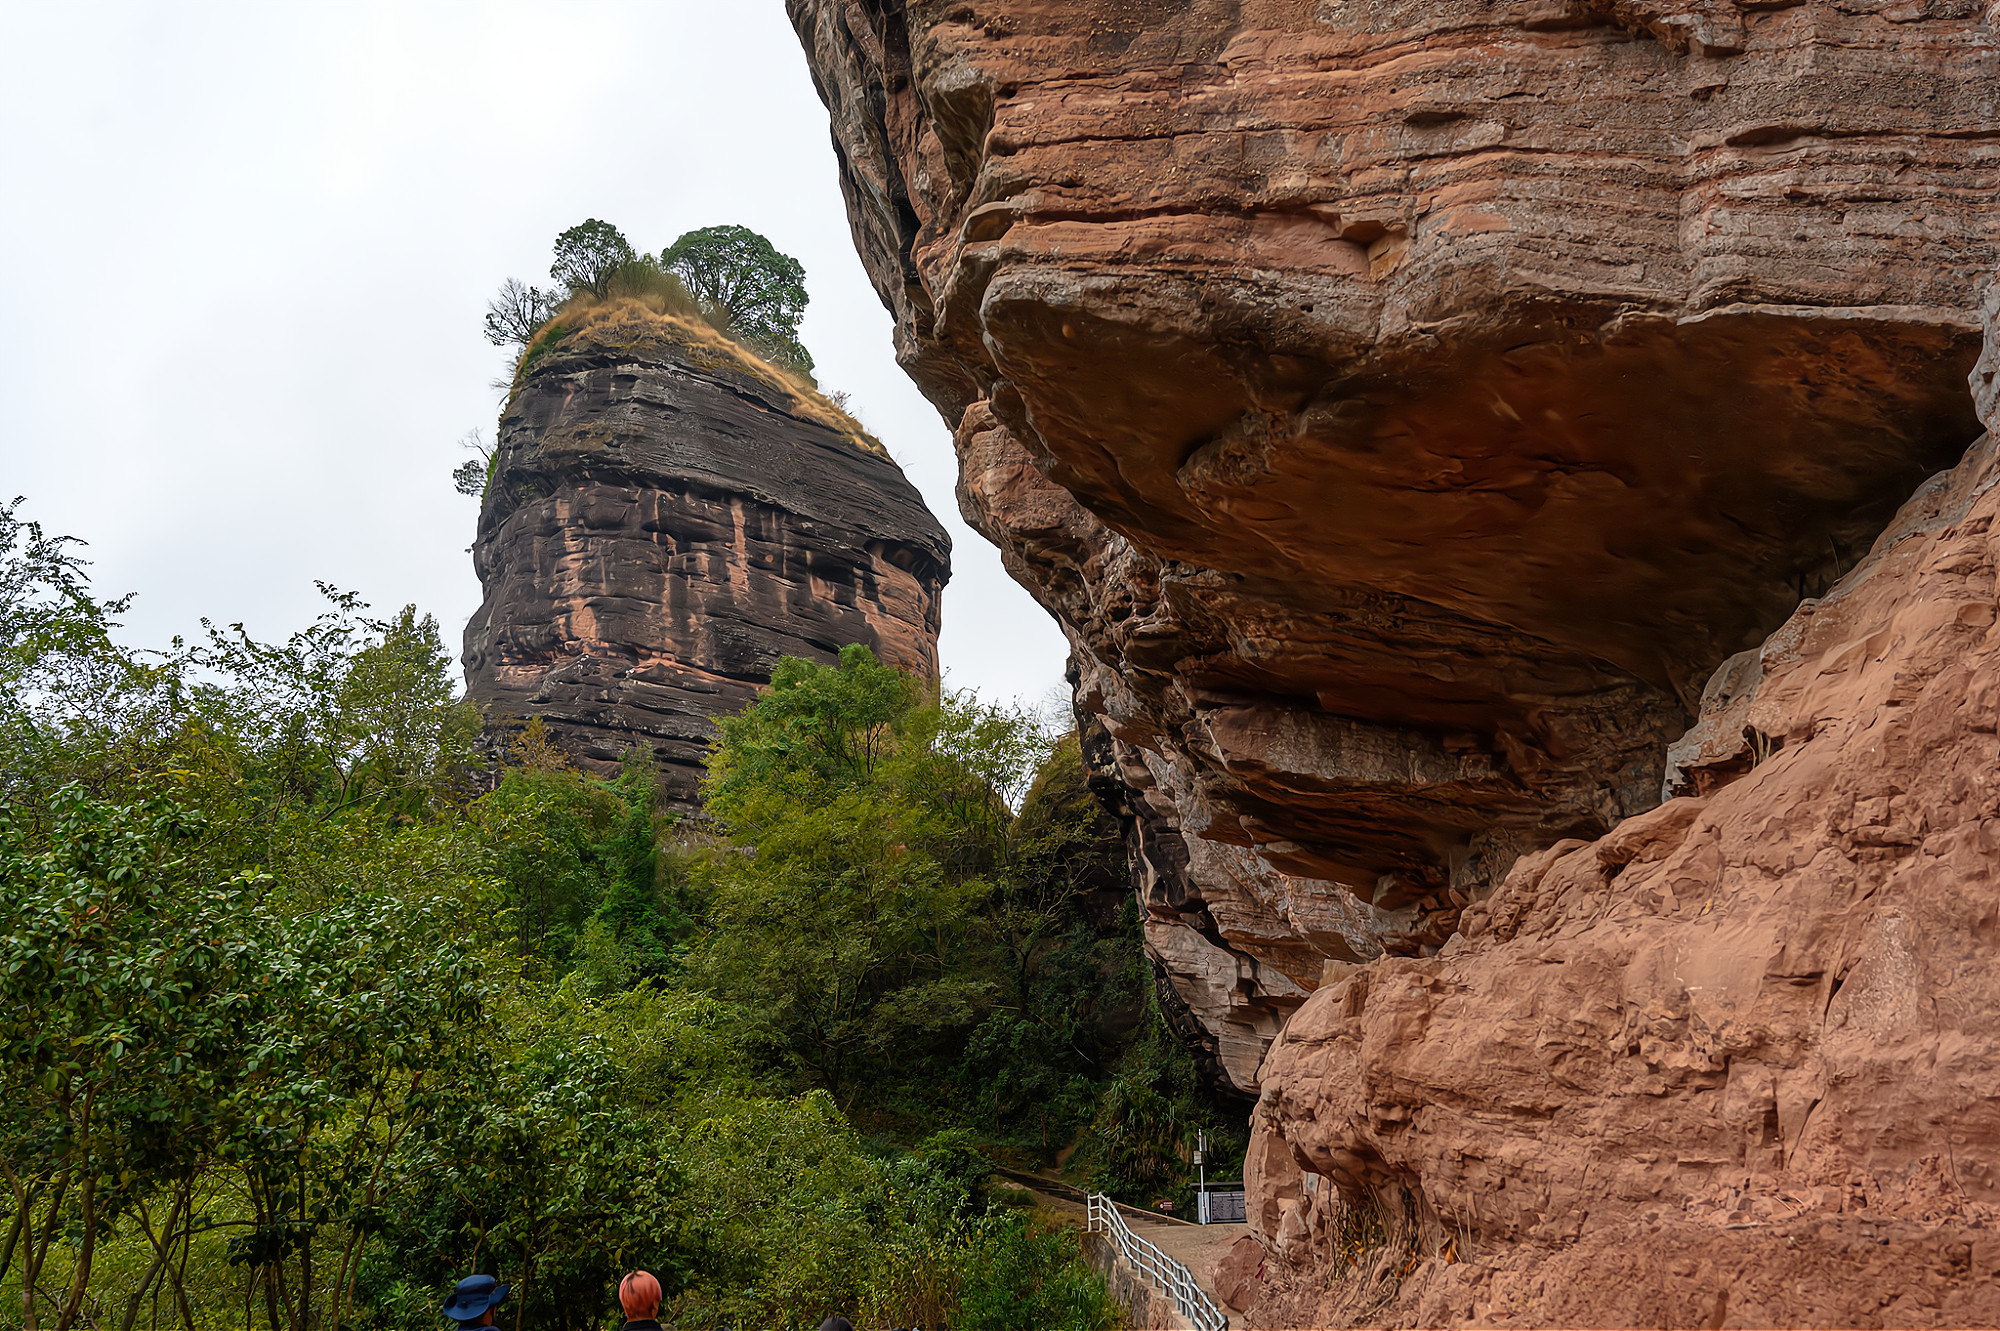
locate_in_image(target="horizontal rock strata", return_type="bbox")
[462,302,949,804]
[791,0,1999,1089]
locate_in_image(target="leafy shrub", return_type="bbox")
[952,1213,1126,1331]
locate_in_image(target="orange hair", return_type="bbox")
[618,1271,661,1319]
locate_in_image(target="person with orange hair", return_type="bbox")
[616,1270,663,1331]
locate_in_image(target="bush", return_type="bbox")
[952,1214,1125,1331]
[593,255,703,314]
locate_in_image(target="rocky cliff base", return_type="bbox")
[1248,1208,2000,1330]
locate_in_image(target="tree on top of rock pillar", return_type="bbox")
[662,224,814,378]
[550,218,636,299]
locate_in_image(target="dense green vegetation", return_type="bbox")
[0,501,1241,1330]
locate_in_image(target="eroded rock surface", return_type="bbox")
[462,303,949,804]
[790,0,1998,1088]
[1246,402,2000,1326]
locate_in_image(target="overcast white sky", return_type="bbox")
[0,2,1071,712]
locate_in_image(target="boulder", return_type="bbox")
[1213,1233,1267,1313]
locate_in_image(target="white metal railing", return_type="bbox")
[1086,1193,1229,1331]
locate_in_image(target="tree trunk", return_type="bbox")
[23,1153,75,1331]
[294,1148,311,1331]
[0,1177,31,1291]
[513,1248,536,1331]
[117,1192,187,1331]
[169,1210,197,1331]
[52,1171,97,1331]
[262,1263,284,1331]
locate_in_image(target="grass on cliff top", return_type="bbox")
[509,264,889,460]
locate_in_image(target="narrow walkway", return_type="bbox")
[1139,1214,1250,1290]
[996,1168,1246,1318]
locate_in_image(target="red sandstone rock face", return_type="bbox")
[1212,1232,1268,1313]
[1244,392,2000,1325]
[794,3,2000,1322]
[462,304,949,804]
[790,0,2000,1089]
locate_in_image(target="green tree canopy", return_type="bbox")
[693,647,1045,1103]
[661,225,814,376]
[549,219,635,299]
[0,504,1131,1331]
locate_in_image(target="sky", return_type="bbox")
[0,2,1072,713]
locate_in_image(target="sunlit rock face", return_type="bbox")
[790,0,1997,1088]
[462,305,949,805]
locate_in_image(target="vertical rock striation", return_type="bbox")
[790,0,1998,1091]
[462,301,950,804]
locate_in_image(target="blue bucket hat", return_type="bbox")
[442,1274,510,1322]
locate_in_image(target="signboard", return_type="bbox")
[1197,1188,1247,1225]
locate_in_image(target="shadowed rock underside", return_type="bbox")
[1245,349,2000,1327]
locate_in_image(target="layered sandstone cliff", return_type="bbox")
[790,0,1997,1091]
[792,1,2000,1323]
[462,300,949,804]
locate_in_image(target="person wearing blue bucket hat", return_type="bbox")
[441,1273,510,1326]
